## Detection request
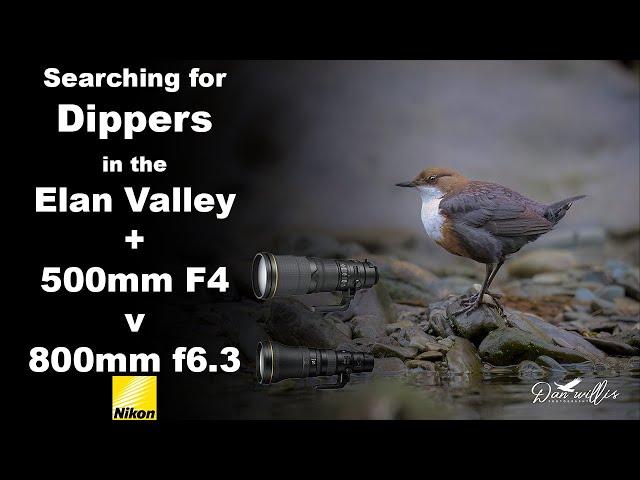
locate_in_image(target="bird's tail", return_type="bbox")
[545,195,586,223]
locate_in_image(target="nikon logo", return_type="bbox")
[113,407,156,420]
[112,376,157,421]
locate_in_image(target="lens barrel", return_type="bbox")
[251,253,378,300]
[256,340,375,385]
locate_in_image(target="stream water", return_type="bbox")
[174,360,640,420]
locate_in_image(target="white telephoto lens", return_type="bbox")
[258,255,267,296]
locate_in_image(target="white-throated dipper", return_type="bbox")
[397,167,585,314]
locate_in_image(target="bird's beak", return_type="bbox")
[395,181,415,188]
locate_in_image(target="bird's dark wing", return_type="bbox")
[440,182,554,238]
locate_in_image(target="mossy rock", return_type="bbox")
[479,327,591,365]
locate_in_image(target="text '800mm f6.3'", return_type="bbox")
[251,253,378,312]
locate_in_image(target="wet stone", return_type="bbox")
[583,336,640,357]
[605,260,640,301]
[517,360,547,379]
[350,314,386,339]
[594,285,626,302]
[416,350,444,361]
[478,327,592,365]
[574,288,596,303]
[371,343,418,360]
[405,359,437,371]
[507,249,577,278]
[447,299,506,346]
[372,357,408,376]
[535,355,567,371]
[445,337,482,375]
[508,312,606,361]
[590,297,619,316]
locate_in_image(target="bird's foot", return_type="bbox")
[452,301,480,316]
[452,294,482,315]
[453,291,506,317]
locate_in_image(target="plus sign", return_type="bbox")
[125,229,144,250]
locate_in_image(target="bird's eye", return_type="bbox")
[428,175,437,182]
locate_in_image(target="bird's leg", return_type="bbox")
[485,259,504,290]
[454,264,494,315]
[459,263,493,305]
[483,260,505,315]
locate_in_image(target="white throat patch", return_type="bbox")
[418,186,445,242]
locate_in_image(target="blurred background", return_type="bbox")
[219,60,638,232]
[181,60,639,279]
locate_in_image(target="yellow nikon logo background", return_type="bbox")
[112,376,157,420]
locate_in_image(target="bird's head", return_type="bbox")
[396,167,468,198]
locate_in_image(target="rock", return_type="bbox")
[416,350,444,361]
[615,330,640,349]
[359,254,442,307]
[590,297,619,316]
[371,343,418,360]
[445,337,482,375]
[614,297,640,316]
[350,315,386,339]
[384,320,416,334]
[563,310,594,321]
[531,272,569,285]
[348,284,397,324]
[517,360,546,379]
[574,288,596,303]
[266,298,352,348]
[366,255,438,286]
[395,304,427,323]
[429,277,476,299]
[381,276,472,307]
[535,355,567,371]
[605,260,640,301]
[479,327,593,365]
[405,359,436,371]
[390,326,439,352]
[333,319,352,339]
[447,300,506,345]
[610,315,640,325]
[594,285,626,302]
[566,316,618,334]
[351,325,379,339]
[438,337,456,350]
[372,357,408,376]
[583,337,640,357]
[507,249,577,278]
[504,280,577,299]
[427,301,454,337]
[417,340,449,353]
[579,270,609,284]
[336,337,376,353]
[508,311,606,361]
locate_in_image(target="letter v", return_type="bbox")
[125,313,145,332]
[124,187,149,212]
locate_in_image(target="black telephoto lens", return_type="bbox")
[251,252,378,301]
[257,341,374,389]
